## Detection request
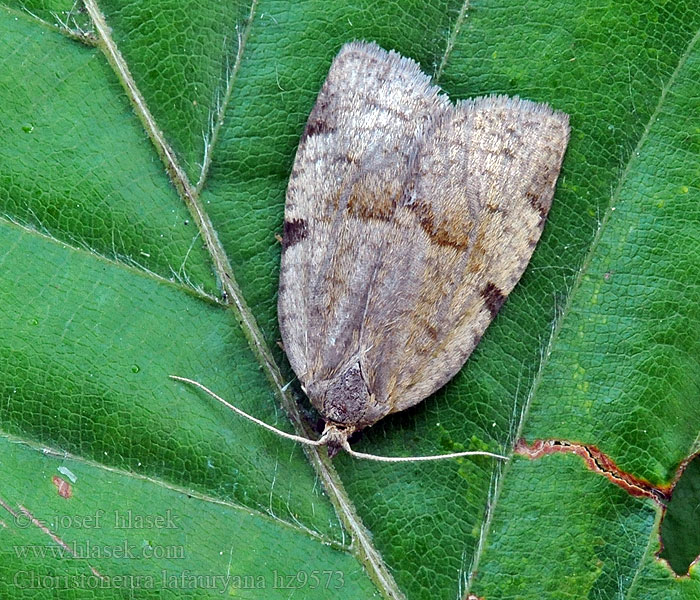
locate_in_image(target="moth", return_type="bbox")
[174,41,569,462]
[277,41,569,458]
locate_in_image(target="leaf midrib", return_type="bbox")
[77,1,406,598]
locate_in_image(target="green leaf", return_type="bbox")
[1,1,698,599]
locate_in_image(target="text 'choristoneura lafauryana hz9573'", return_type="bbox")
[278,41,570,457]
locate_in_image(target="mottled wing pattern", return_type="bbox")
[385,97,569,412]
[279,41,450,392]
[278,41,569,427]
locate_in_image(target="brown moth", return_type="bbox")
[173,41,569,462]
[276,41,570,457]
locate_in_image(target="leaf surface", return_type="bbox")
[0,1,698,599]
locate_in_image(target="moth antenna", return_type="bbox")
[170,376,508,461]
[341,439,508,462]
[169,376,323,447]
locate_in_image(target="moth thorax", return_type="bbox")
[313,362,370,426]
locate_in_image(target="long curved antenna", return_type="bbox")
[341,440,508,462]
[169,376,323,447]
[171,375,508,462]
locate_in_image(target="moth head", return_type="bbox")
[318,422,355,458]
